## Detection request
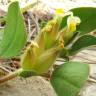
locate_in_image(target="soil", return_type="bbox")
[0,76,56,96]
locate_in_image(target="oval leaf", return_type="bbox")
[69,35,96,55]
[0,1,27,58]
[51,62,89,96]
[60,7,96,35]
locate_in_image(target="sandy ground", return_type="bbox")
[0,76,56,96]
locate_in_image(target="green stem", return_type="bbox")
[0,68,23,84]
[21,2,38,13]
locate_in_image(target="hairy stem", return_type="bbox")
[0,68,23,84]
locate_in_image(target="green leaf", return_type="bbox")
[69,35,96,55]
[19,70,37,78]
[60,7,96,35]
[0,1,27,58]
[51,61,89,96]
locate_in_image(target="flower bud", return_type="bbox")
[35,16,62,50]
[21,41,38,71]
[31,46,63,74]
[20,41,63,76]
[44,16,62,49]
[58,15,81,45]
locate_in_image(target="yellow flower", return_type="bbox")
[55,8,64,15]
[58,14,81,45]
[67,16,81,32]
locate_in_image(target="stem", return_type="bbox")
[21,2,38,13]
[0,68,23,84]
